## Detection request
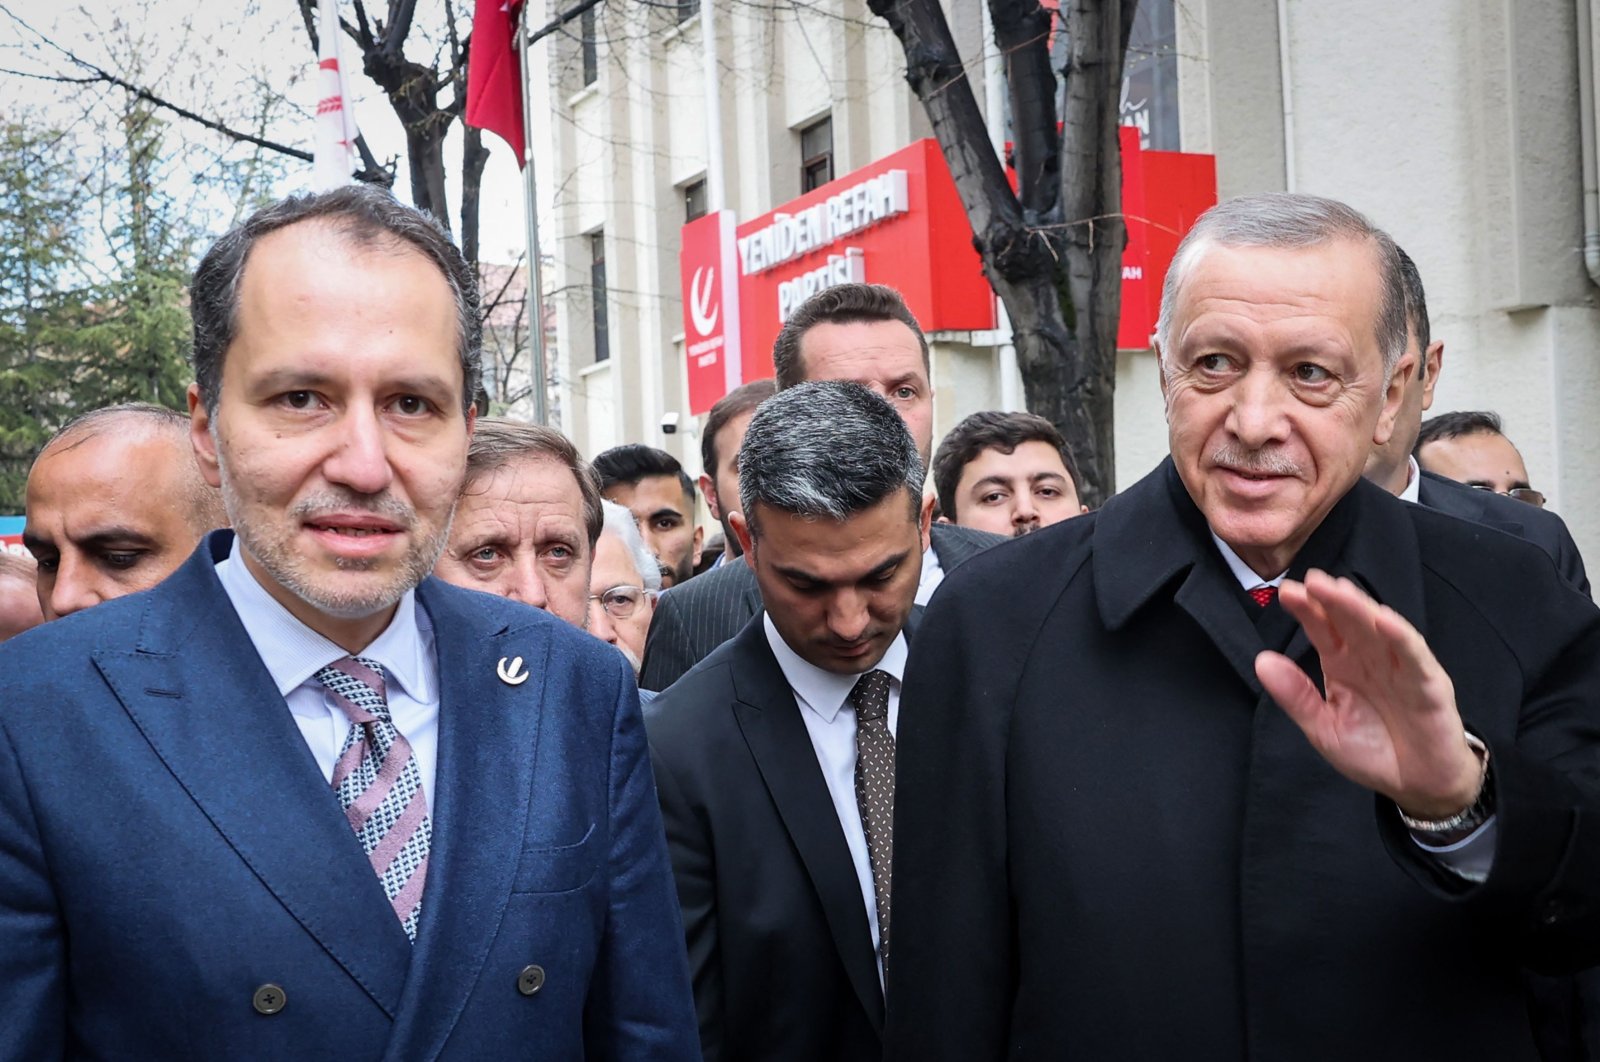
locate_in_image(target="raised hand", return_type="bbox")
[1255,569,1483,820]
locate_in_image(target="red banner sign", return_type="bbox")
[677,133,1216,411]
[679,209,743,415]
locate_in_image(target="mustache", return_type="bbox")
[1209,444,1304,478]
[291,490,416,527]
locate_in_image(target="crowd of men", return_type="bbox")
[0,183,1597,1061]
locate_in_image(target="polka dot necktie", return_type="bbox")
[849,669,896,963]
[315,656,432,943]
[1248,584,1278,608]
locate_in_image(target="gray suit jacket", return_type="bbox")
[638,522,1002,691]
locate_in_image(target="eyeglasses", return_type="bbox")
[589,585,654,620]
[1469,484,1546,509]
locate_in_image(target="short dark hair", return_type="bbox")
[190,184,482,417]
[931,410,1079,520]
[738,381,922,537]
[592,444,697,509]
[1395,245,1430,379]
[465,419,603,549]
[1414,410,1506,459]
[701,379,777,476]
[47,402,189,446]
[770,283,929,390]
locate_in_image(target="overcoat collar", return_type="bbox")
[1093,459,1429,692]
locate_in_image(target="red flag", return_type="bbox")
[466,0,526,165]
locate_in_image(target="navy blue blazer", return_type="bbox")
[0,531,698,1060]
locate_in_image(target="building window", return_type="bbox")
[800,116,833,193]
[590,231,609,363]
[684,178,708,222]
[677,0,700,24]
[581,7,598,87]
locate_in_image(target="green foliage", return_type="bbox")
[0,107,198,512]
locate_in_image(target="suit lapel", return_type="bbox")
[95,534,411,1018]
[727,623,886,1032]
[382,581,547,1062]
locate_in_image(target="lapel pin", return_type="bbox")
[497,656,529,686]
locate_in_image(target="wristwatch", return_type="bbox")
[1399,733,1494,844]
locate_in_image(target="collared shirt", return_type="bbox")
[915,544,942,606]
[1208,524,1494,882]
[1399,455,1422,504]
[1210,533,1288,591]
[216,538,442,813]
[764,613,908,986]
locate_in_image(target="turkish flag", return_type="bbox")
[466,0,526,165]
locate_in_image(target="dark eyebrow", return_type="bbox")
[20,532,52,553]
[1028,472,1068,486]
[252,369,459,401]
[76,529,160,550]
[969,475,1016,493]
[772,549,912,588]
[647,506,685,521]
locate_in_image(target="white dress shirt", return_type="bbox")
[914,544,942,606]
[764,614,907,985]
[1399,455,1423,504]
[1209,532,1495,881]
[216,538,442,813]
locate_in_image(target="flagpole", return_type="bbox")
[518,2,550,425]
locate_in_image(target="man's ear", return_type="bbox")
[918,493,934,554]
[691,524,704,567]
[731,510,756,570]
[187,383,222,489]
[1419,340,1445,411]
[1373,347,1417,448]
[698,473,720,520]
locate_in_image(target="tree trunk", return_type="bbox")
[867,0,1135,507]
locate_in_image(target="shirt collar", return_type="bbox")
[215,536,432,703]
[1209,533,1288,591]
[1398,455,1422,504]
[762,612,908,724]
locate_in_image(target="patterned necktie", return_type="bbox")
[849,668,896,963]
[315,656,431,942]
[1248,584,1278,608]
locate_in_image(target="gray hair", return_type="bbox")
[738,380,923,535]
[464,419,603,550]
[599,499,661,593]
[1155,192,1408,379]
[190,184,483,417]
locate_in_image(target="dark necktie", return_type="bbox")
[1248,584,1278,608]
[315,656,432,942]
[850,668,896,963]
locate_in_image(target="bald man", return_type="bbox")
[23,403,227,620]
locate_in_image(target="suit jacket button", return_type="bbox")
[252,984,287,1015]
[517,965,546,996]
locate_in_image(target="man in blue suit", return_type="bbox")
[0,186,698,1060]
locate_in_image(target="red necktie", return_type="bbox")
[1248,585,1278,608]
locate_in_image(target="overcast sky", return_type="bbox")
[4,0,548,269]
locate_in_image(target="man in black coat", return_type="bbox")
[885,194,1600,1061]
[647,382,930,1061]
[638,283,1002,691]
[1364,247,1588,596]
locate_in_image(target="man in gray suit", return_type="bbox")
[638,284,1003,691]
